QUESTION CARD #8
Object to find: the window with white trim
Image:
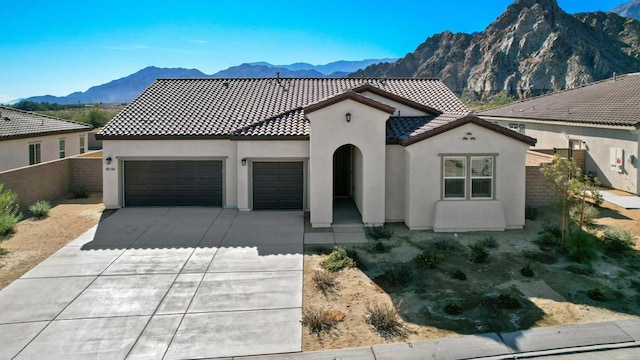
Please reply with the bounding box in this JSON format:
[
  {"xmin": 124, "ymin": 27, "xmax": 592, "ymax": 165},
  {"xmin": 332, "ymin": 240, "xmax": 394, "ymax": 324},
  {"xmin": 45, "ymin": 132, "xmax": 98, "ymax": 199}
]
[
  {"xmin": 443, "ymin": 157, "xmax": 466, "ymax": 199},
  {"xmin": 29, "ymin": 143, "xmax": 41, "ymax": 165},
  {"xmin": 79, "ymin": 136, "xmax": 86, "ymax": 154},
  {"xmin": 59, "ymin": 138, "xmax": 66, "ymax": 158},
  {"xmin": 508, "ymin": 123, "xmax": 525, "ymax": 134},
  {"xmin": 443, "ymin": 155, "xmax": 495, "ymax": 200},
  {"xmin": 471, "ymin": 156, "xmax": 493, "ymax": 199}
]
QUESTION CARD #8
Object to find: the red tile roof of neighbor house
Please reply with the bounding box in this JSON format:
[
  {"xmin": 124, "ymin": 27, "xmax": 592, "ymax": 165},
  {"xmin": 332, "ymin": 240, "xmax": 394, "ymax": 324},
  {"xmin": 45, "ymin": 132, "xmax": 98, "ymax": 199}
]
[
  {"xmin": 478, "ymin": 72, "xmax": 640, "ymax": 127},
  {"xmin": 97, "ymin": 77, "xmax": 535, "ymax": 145},
  {"xmin": 0, "ymin": 106, "xmax": 92, "ymax": 141}
]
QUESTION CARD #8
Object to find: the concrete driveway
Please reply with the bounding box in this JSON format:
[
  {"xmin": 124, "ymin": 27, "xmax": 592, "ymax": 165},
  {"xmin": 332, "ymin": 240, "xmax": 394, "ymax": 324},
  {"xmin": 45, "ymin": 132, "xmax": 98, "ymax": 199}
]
[{"xmin": 0, "ymin": 208, "xmax": 303, "ymax": 359}]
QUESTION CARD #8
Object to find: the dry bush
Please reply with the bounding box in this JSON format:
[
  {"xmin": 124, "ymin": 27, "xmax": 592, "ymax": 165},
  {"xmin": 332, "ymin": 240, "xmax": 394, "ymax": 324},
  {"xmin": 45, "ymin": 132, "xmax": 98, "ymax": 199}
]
[
  {"xmin": 365, "ymin": 301, "xmax": 407, "ymax": 340},
  {"xmin": 301, "ymin": 306, "xmax": 344, "ymax": 338}
]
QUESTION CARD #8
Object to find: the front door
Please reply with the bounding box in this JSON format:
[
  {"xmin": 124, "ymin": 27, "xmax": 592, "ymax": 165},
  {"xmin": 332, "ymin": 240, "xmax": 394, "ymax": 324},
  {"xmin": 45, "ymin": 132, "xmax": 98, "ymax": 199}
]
[{"xmin": 333, "ymin": 145, "xmax": 351, "ymax": 197}]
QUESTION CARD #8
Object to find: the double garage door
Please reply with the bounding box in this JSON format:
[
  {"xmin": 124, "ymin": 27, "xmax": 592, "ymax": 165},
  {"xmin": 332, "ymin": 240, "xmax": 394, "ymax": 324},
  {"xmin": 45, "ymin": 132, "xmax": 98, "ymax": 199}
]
[{"xmin": 123, "ymin": 160, "xmax": 303, "ymax": 209}]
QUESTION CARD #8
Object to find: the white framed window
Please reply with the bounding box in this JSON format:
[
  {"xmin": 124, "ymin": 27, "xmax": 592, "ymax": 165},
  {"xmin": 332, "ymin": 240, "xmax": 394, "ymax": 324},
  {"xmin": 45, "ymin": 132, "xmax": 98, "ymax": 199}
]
[
  {"xmin": 471, "ymin": 156, "xmax": 493, "ymax": 199},
  {"xmin": 509, "ymin": 123, "xmax": 525, "ymax": 134},
  {"xmin": 443, "ymin": 155, "xmax": 495, "ymax": 200},
  {"xmin": 79, "ymin": 136, "xmax": 86, "ymax": 154},
  {"xmin": 443, "ymin": 157, "xmax": 466, "ymax": 199},
  {"xmin": 59, "ymin": 138, "xmax": 66, "ymax": 158},
  {"xmin": 29, "ymin": 143, "xmax": 41, "ymax": 165}
]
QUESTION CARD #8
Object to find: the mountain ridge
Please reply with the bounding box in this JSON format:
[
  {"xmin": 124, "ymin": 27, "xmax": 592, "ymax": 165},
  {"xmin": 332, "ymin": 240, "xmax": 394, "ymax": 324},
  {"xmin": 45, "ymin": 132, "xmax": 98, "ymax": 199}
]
[
  {"xmin": 351, "ymin": 0, "xmax": 640, "ymax": 99},
  {"xmin": 24, "ymin": 59, "xmax": 396, "ymax": 104}
]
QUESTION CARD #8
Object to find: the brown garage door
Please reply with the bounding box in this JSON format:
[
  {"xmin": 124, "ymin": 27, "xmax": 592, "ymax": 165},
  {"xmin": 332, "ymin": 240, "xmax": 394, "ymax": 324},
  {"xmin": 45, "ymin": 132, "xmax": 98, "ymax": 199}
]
[
  {"xmin": 124, "ymin": 160, "xmax": 223, "ymax": 206},
  {"xmin": 253, "ymin": 162, "xmax": 303, "ymax": 210}
]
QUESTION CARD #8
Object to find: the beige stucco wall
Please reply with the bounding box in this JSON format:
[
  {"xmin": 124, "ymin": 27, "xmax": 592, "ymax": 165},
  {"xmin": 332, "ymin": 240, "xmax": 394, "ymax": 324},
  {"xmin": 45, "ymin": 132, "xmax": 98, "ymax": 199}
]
[
  {"xmin": 101, "ymin": 139, "xmax": 237, "ymax": 209},
  {"xmin": 404, "ymin": 123, "xmax": 529, "ymax": 231},
  {"xmin": 236, "ymin": 140, "xmax": 309, "ymax": 211},
  {"xmin": 485, "ymin": 118, "xmax": 640, "ymax": 195},
  {"xmin": 385, "ymin": 145, "xmax": 405, "ymax": 222},
  {"xmin": 308, "ymin": 99, "xmax": 390, "ymax": 227},
  {"xmin": 0, "ymin": 132, "xmax": 89, "ymax": 172}
]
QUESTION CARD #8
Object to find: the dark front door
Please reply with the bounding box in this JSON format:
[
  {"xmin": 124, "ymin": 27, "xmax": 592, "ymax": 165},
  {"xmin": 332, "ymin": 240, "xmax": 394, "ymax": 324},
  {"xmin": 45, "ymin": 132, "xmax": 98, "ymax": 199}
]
[
  {"xmin": 333, "ymin": 145, "xmax": 352, "ymax": 197},
  {"xmin": 124, "ymin": 160, "xmax": 223, "ymax": 206},
  {"xmin": 253, "ymin": 162, "xmax": 303, "ymax": 210}
]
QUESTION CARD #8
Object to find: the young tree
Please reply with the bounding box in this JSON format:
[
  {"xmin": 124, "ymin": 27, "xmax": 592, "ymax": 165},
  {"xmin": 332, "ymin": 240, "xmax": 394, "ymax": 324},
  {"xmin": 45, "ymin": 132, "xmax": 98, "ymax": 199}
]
[
  {"xmin": 572, "ymin": 174, "xmax": 602, "ymax": 228},
  {"xmin": 540, "ymin": 155, "xmax": 581, "ymax": 247}
]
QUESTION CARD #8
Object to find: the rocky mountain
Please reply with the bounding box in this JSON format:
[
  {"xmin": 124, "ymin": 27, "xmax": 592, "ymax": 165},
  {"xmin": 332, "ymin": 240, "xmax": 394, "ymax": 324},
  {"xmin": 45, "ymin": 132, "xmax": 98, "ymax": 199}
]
[
  {"xmin": 351, "ymin": 0, "xmax": 640, "ymax": 99},
  {"xmin": 25, "ymin": 59, "xmax": 395, "ymax": 105},
  {"xmin": 612, "ymin": 0, "xmax": 640, "ymax": 20}
]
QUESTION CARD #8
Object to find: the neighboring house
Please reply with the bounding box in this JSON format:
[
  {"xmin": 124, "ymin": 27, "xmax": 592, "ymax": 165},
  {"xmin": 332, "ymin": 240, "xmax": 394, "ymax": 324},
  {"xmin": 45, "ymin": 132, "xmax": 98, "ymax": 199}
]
[
  {"xmin": 96, "ymin": 78, "xmax": 536, "ymax": 232},
  {"xmin": 479, "ymin": 73, "xmax": 640, "ymax": 196},
  {"xmin": 0, "ymin": 106, "xmax": 92, "ymax": 172}
]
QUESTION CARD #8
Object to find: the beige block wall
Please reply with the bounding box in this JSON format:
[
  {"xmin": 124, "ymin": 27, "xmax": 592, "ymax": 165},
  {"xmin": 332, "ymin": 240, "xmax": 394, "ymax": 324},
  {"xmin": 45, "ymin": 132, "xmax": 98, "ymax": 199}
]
[
  {"xmin": 525, "ymin": 165, "xmax": 556, "ymax": 207},
  {"xmin": 0, "ymin": 153, "xmax": 101, "ymax": 211}
]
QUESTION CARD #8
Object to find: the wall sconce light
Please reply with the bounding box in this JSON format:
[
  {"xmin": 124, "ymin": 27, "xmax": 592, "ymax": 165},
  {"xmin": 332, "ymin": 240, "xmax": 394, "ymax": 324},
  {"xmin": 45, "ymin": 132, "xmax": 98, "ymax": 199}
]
[
  {"xmin": 105, "ymin": 156, "xmax": 112, "ymax": 165},
  {"xmin": 241, "ymin": 158, "xmax": 247, "ymax": 166},
  {"xmin": 345, "ymin": 113, "xmax": 351, "ymax": 123}
]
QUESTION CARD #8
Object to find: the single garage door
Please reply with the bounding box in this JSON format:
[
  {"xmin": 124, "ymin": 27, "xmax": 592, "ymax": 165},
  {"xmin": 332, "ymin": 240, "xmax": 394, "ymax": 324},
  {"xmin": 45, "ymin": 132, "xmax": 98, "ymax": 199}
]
[
  {"xmin": 253, "ymin": 162, "xmax": 303, "ymax": 210},
  {"xmin": 124, "ymin": 160, "xmax": 223, "ymax": 206}
]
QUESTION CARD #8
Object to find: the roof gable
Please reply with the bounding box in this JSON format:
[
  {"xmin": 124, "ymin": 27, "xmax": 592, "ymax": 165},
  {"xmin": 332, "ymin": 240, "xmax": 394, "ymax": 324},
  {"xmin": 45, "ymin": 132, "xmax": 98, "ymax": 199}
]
[
  {"xmin": 0, "ymin": 106, "xmax": 92, "ymax": 141},
  {"xmin": 401, "ymin": 115, "xmax": 537, "ymax": 147},
  {"xmin": 478, "ymin": 73, "xmax": 640, "ymax": 127},
  {"xmin": 304, "ymin": 90, "xmax": 395, "ymax": 115},
  {"xmin": 351, "ymin": 83, "xmax": 442, "ymax": 115}
]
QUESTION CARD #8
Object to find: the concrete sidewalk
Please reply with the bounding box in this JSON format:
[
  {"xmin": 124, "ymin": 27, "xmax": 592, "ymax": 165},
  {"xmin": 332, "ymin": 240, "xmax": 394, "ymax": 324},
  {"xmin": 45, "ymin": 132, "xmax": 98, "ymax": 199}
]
[{"xmin": 240, "ymin": 320, "xmax": 640, "ymax": 360}]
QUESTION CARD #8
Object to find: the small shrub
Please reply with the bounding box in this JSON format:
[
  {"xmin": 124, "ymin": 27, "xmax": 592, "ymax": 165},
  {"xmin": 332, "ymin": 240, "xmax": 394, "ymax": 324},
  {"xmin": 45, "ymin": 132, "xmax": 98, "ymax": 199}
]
[
  {"xmin": 372, "ymin": 241, "xmax": 387, "ymax": 253},
  {"xmin": 29, "ymin": 200, "xmax": 51, "ymax": 219},
  {"xmin": 469, "ymin": 242, "xmax": 489, "ymax": 263},
  {"xmin": 320, "ymin": 247, "xmax": 356, "ymax": 272},
  {"xmin": 366, "ymin": 226, "xmax": 394, "ymax": 240},
  {"xmin": 414, "ymin": 249, "xmax": 439, "ymax": 269},
  {"xmin": 525, "ymin": 206, "xmax": 538, "ymax": 220},
  {"xmin": 431, "ymin": 237, "xmax": 458, "ymax": 251},
  {"xmin": 535, "ymin": 232, "xmax": 559, "ymax": 248},
  {"xmin": 496, "ymin": 293, "xmax": 521, "ymax": 309},
  {"xmin": 587, "ymin": 288, "xmax": 606, "ymax": 301},
  {"xmin": 70, "ymin": 184, "xmax": 89, "ymax": 199},
  {"xmin": 443, "ymin": 301, "xmax": 464, "ymax": 315},
  {"xmin": 541, "ymin": 222, "xmax": 563, "ymax": 238},
  {"xmin": 451, "ymin": 270, "xmax": 467, "ymax": 281},
  {"xmin": 481, "ymin": 236, "xmax": 498, "ymax": 249},
  {"xmin": 0, "ymin": 247, "xmax": 7, "ymax": 256},
  {"xmin": 523, "ymin": 250, "xmax": 557, "ymax": 264},
  {"xmin": 365, "ymin": 302, "xmax": 406, "ymax": 340},
  {"xmin": 0, "ymin": 184, "xmax": 22, "ymax": 236},
  {"xmin": 312, "ymin": 270, "xmax": 338, "ymax": 295},
  {"xmin": 570, "ymin": 204, "xmax": 599, "ymax": 226},
  {"xmin": 520, "ymin": 263, "xmax": 534, "ymax": 277},
  {"xmin": 564, "ymin": 229, "xmax": 599, "ymax": 263},
  {"xmin": 629, "ymin": 280, "xmax": 640, "ymax": 293},
  {"xmin": 346, "ymin": 248, "xmax": 365, "ymax": 270},
  {"xmin": 602, "ymin": 227, "xmax": 636, "ymax": 252},
  {"xmin": 301, "ymin": 306, "xmax": 343, "ymax": 337},
  {"xmin": 564, "ymin": 264, "xmax": 595, "ymax": 276}
]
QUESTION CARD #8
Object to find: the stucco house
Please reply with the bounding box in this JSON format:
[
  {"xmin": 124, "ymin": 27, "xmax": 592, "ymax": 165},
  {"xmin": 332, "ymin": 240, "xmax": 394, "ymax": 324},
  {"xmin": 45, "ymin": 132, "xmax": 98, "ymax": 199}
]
[
  {"xmin": 96, "ymin": 78, "xmax": 536, "ymax": 232},
  {"xmin": 479, "ymin": 72, "xmax": 640, "ymax": 196},
  {"xmin": 0, "ymin": 106, "xmax": 92, "ymax": 172}
]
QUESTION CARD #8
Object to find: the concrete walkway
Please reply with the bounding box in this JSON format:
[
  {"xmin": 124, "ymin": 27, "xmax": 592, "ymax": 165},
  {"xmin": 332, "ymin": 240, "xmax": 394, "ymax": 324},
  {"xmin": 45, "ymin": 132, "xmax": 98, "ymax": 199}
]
[{"xmin": 0, "ymin": 208, "xmax": 303, "ymax": 359}]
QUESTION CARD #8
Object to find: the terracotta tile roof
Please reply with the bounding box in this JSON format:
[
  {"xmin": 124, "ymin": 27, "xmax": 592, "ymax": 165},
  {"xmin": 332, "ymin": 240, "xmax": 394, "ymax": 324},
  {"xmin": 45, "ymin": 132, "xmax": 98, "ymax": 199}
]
[
  {"xmin": 478, "ymin": 73, "xmax": 640, "ymax": 127},
  {"xmin": 0, "ymin": 106, "xmax": 92, "ymax": 141},
  {"xmin": 97, "ymin": 78, "xmax": 470, "ymax": 140}
]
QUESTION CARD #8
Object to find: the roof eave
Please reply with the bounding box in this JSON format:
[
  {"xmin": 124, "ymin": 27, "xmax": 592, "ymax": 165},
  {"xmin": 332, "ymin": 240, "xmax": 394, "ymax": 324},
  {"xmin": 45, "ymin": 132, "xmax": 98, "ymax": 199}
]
[
  {"xmin": 230, "ymin": 135, "xmax": 310, "ymax": 141},
  {"xmin": 304, "ymin": 90, "xmax": 395, "ymax": 115},
  {"xmin": 0, "ymin": 127, "xmax": 92, "ymax": 142},
  {"xmin": 95, "ymin": 134, "xmax": 230, "ymax": 140},
  {"xmin": 352, "ymin": 83, "xmax": 443, "ymax": 115}
]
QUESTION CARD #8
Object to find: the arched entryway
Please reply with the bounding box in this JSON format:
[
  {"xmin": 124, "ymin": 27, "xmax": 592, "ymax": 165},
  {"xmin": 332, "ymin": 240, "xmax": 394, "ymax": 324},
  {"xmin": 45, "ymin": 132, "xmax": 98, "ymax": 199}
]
[{"xmin": 332, "ymin": 144, "xmax": 363, "ymax": 224}]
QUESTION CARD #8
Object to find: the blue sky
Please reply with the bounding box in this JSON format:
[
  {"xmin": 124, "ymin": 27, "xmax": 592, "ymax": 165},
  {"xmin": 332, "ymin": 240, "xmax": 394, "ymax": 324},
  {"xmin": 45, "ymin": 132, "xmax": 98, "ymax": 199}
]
[{"xmin": 0, "ymin": 0, "xmax": 626, "ymax": 103}]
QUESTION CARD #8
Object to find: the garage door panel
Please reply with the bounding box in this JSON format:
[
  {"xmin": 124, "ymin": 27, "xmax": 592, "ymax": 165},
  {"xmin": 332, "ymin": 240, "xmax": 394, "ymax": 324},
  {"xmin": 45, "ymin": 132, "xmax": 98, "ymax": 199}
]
[
  {"xmin": 125, "ymin": 161, "xmax": 223, "ymax": 207},
  {"xmin": 253, "ymin": 162, "xmax": 303, "ymax": 210}
]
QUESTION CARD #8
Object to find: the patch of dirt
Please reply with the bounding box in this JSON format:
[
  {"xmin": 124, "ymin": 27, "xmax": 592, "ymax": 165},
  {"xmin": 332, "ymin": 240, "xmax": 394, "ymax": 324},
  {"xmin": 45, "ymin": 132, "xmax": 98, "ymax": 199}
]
[
  {"xmin": 0, "ymin": 193, "xmax": 104, "ymax": 289},
  {"xmin": 302, "ymin": 204, "xmax": 640, "ymax": 351}
]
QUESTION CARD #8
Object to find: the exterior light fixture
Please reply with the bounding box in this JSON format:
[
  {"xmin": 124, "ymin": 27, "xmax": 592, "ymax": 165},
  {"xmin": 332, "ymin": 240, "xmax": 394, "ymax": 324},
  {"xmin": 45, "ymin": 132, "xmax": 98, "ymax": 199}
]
[
  {"xmin": 345, "ymin": 113, "xmax": 351, "ymax": 123},
  {"xmin": 105, "ymin": 156, "xmax": 112, "ymax": 165},
  {"xmin": 241, "ymin": 158, "xmax": 247, "ymax": 166}
]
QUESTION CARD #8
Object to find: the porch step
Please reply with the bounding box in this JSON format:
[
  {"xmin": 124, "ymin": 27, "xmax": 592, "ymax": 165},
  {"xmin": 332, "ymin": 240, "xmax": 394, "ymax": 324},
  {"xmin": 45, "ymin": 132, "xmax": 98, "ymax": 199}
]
[{"xmin": 332, "ymin": 224, "xmax": 365, "ymax": 233}]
